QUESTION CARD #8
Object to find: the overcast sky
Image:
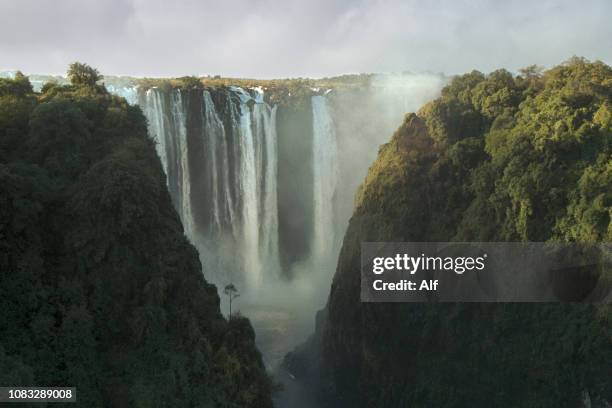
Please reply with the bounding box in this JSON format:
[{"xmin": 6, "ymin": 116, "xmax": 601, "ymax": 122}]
[{"xmin": 1, "ymin": 0, "xmax": 610, "ymax": 78}]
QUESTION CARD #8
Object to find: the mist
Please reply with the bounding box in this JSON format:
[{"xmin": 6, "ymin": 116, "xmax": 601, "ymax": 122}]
[{"xmin": 331, "ymin": 73, "xmax": 448, "ymax": 227}]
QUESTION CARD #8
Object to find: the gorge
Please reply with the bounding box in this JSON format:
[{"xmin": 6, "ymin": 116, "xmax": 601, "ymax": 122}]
[
  {"xmin": 2, "ymin": 0, "xmax": 612, "ymax": 405},
  {"xmin": 103, "ymin": 74, "xmax": 447, "ymax": 377},
  {"xmin": 3, "ymin": 57, "xmax": 609, "ymax": 408}
]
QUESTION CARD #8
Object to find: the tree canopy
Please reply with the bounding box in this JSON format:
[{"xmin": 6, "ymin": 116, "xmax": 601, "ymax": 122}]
[
  {"xmin": 0, "ymin": 67, "xmax": 273, "ymax": 407},
  {"xmin": 67, "ymin": 62, "xmax": 103, "ymax": 87},
  {"xmin": 318, "ymin": 57, "xmax": 612, "ymax": 407}
]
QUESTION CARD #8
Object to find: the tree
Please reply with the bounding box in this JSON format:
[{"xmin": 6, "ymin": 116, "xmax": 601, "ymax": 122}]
[
  {"xmin": 223, "ymin": 284, "xmax": 239, "ymax": 318},
  {"xmin": 518, "ymin": 64, "xmax": 544, "ymax": 79},
  {"xmin": 67, "ymin": 62, "xmax": 103, "ymax": 87},
  {"xmin": 178, "ymin": 76, "xmax": 202, "ymax": 89},
  {"xmin": 0, "ymin": 71, "xmax": 33, "ymax": 97}
]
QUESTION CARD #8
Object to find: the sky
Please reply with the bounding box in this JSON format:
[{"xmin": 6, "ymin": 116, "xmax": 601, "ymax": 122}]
[{"xmin": 1, "ymin": 0, "xmax": 611, "ymax": 79}]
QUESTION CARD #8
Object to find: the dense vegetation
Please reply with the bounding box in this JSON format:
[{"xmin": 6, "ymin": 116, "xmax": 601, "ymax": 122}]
[
  {"xmin": 0, "ymin": 66, "xmax": 273, "ymax": 407},
  {"xmin": 291, "ymin": 58, "xmax": 612, "ymax": 407}
]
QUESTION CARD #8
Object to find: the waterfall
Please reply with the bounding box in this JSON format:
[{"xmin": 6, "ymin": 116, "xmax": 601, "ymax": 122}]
[
  {"xmin": 170, "ymin": 90, "xmax": 193, "ymax": 237},
  {"xmin": 142, "ymin": 88, "xmax": 170, "ymax": 175},
  {"xmin": 227, "ymin": 86, "xmax": 281, "ymax": 289},
  {"xmin": 140, "ymin": 88, "xmax": 194, "ymax": 236},
  {"xmin": 132, "ymin": 85, "xmax": 281, "ymax": 291},
  {"xmin": 107, "ymin": 79, "xmax": 442, "ymax": 294},
  {"xmin": 260, "ymin": 104, "xmax": 280, "ymax": 275},
  {"xmin": 235, "ymin": 87, "xmax": 263, "ymax": 288},
  {"xmin": 201, "ymin": 90, "xmax": 224, "ymax": 233},
  {"xmin": 311, "ymin": 95, "xmax": 339, "ymax": 263},
  {"xmin": 118, "ymin": 85, "xmax": 340, "ymax": 288},
  {"xmin": 106, "ymin": 85, "xmax": 138, "ymax": 105},
  {"xmin": 208, "ymin": 91, "xmax": 237, "ymax": 234}
]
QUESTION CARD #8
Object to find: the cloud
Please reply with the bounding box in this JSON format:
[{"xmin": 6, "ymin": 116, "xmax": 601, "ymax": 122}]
[{"xmin": 1, "ymin": 0, "xmax": 610, "ymax": 77}]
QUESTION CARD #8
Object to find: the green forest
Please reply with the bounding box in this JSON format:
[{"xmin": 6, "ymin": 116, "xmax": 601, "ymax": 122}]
[
  {"xmin": 305, "ymin": 58, "xmax": 612, "ymax": 407},
  {"xmin": 0, "ymin": 64, "xmax": 273, "ymax": 407},
  {"xmin": 1, "ymin": 57, "xmax": 611, "ymax": 408}
]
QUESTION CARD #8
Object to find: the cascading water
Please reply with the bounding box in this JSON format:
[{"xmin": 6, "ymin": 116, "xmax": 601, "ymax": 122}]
[
  {"xmin": 234, "ymin": 86, "xmax": 265, "ymax": 289},
  {"xmin": 142, "ymin": 88, "xmax": 170, "ymax": 175},
  {"xmin": 105, "ymin": 75, "xmax": 445, "ymax": 295},
  {"xmin": 106, "ymin": 85, "xmax": 138, "ymax": 105},
  {"xmin": 259, "ymin": 104, "xmax": 280, "ymax": 276},
  {"xmin": 135, "ymin": 85, "xmax": 281, "ymax": 291},
  {"xmin": 170, "ymin": 90, "xmax": 192, "ymax": 237},
  {"xmin": 140, "ymin": 88, "xmax": 194, "ymax": 235},
  {"xmin": 310, "ymin": 96, "xmax": 339, "ymax": 265},
  {"xmin": 201, "ymin": 89, "xmax": 233, "ymax": 235}
]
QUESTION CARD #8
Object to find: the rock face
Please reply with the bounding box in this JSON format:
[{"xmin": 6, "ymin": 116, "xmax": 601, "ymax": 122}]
[
  {"xmin": 0, "ymin": 74, "xmax": 273, "ymax": 407},
  {"xmin": 291, "ymin": 59, "xmax": 612, "ymax": 407}
]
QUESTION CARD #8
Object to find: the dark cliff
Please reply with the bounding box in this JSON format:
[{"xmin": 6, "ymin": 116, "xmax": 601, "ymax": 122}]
[
  {"xmin": 289, "ymin": 58, "xmax": 612, "ymax": 407},
  {"xmin": 0, "ymin": 71, "xmax": 273, "ymax": 407}
]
